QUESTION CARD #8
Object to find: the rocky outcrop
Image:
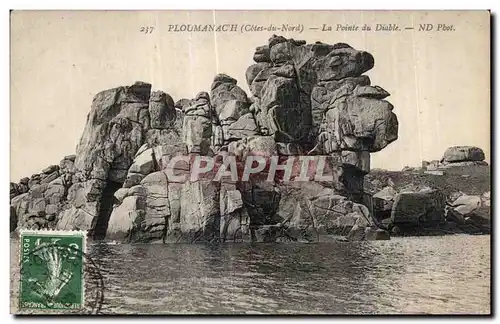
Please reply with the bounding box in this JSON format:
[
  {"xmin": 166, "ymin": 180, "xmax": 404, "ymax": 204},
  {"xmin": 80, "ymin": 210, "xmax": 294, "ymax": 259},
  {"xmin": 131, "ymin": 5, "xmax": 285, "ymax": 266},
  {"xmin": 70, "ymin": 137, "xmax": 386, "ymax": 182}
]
[
  {"xmin": 420, "ymin": 146, "xmax": 488, "ymax": 171},
  {"xmin": 272, "ymin": 182, "xmax": 376, "ymax": 242},
  {"xmin": 372, "ymin": 186, "xmax": 396, "ymax": 214},
  {"xmin": 245, "ymin": 37, "xmax": 398, "ymax": 159},
  {"xmin": 11, "ymin": 35, "xmax": 400, "ymax": 243},
  {"xmin": 365, "ymin": 146, "xmax": 490, "ymax": 236},
  {"xmin": 446, "ymin": 192, "xmax": 490, "ymax": 234},
  {"xmin": 10, "ymin": 156, "xmax": 74, "ymax": 231}
]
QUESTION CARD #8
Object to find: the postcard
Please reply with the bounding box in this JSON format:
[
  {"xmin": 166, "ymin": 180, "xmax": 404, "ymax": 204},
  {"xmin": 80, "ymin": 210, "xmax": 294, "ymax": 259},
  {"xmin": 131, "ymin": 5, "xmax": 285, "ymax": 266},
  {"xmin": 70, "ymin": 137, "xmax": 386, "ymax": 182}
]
[{"xmin": 10, "ymin": 10, "xmax": 491, "ymax": 315}]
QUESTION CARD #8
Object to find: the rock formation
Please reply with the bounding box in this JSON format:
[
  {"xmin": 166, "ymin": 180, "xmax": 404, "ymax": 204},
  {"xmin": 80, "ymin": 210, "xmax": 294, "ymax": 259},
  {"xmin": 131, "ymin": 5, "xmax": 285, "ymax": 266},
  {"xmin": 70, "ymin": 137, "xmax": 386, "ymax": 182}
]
[
  {"xmin": 365, "ymin": 146, "xmax": 490, "ymax": 235},
  {"xmin": 10, "ymin": 35, "xmax": 399, "ymax": 243},
  {"xmin": 421, "ymin": 146, "xmax": 488, "ymax": 171}
]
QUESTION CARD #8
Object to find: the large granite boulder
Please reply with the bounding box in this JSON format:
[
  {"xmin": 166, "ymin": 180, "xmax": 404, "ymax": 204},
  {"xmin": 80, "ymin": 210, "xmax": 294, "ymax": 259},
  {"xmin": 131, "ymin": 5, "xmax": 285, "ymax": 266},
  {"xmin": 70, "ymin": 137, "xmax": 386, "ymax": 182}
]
[
  {"xmin": 106, "ymin": 195, "xmax": 145, "ymax": 241},
  {"xmin": 75, "ymin": 81, "xmax": 151, "ymax": 182},
  {"xmin": 178, "ymin": 180, "xmax": 221, "ymax": 242},
  {"xmin": 391, "ymin": 190, "xmax": 445, "ymax": 226},
  {"xmin": 219, "ymin": 184, "xmax": 250, "ymax": 242},
  {"xmin": 442, "ymin": 146, "xmax": 485, "ymax": 163},
  {"xmin": 106, "ymin": 171, "xmax": 171, "ymax": 243},
  {"xmin": 149, "ymin": 90, "xmax": 176, "ymax": 129},
  {"xmin": 373, "ymin": 186, "xmax": 397, "ymax": 213},
  {"xmin": 182, "ymin": 92, "xmax": 213, "ymax": 155},
  {"xmin": 447, "ymin": 193, "xmax": 490, "ymax": 233},
  {"xmin": 265, "ymin": 182, "xmax": 374, "ymax": 242},
  {"xmin": 211, "ymin": 75, "xmax": 248, "ymax": 113}
]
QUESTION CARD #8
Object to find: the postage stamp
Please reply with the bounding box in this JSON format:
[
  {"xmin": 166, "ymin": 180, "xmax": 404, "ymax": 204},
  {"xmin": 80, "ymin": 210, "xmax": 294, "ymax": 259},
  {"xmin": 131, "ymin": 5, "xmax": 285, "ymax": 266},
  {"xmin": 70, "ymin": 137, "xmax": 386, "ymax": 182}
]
[{"xmin": 19, "ymin": 230, "xmax": 87, "ymax": 311}]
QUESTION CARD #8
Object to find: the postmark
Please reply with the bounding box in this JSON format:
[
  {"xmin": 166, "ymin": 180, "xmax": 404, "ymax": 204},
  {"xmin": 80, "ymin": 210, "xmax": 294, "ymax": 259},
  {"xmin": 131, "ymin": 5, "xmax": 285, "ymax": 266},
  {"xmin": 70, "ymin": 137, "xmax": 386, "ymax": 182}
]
[{"xmin": 18, "ymin": 230, "xmax": 104, "ymax": 314}]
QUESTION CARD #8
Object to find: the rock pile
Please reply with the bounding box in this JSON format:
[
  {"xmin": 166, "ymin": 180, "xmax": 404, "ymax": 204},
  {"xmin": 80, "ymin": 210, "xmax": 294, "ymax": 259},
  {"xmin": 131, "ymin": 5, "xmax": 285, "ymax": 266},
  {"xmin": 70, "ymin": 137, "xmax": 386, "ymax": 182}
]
[
  {"xmin": 366, "ymin": 145, "xmax": 490, "ymax": 235},
  {"xmin": 423, "ymin": 146, "xmax": 488, "ymax": 171},
  {"xmin": 10, "ymin": 35, "xmax": 399, "ymax": 243}
]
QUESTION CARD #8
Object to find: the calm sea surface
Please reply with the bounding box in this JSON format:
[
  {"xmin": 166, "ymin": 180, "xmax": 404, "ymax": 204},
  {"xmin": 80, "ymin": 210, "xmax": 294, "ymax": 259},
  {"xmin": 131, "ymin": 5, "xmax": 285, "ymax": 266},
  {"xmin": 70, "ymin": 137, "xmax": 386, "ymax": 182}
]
[{"xmin": 10, "ymin": 235, "xmax": 490, "ymax": 315}]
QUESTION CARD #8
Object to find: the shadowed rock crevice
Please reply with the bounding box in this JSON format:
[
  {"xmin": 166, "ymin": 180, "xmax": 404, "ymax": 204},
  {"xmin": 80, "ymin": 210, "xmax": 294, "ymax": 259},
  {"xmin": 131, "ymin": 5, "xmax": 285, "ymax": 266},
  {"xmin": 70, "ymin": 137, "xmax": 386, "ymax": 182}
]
[{"xmin": 92, "ymin": 180, "xmax": 122, "ymax": 240}]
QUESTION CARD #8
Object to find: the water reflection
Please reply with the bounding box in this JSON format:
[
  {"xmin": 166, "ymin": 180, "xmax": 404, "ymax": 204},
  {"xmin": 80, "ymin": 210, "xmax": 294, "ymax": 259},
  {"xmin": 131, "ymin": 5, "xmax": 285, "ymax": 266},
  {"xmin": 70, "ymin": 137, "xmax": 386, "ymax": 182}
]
[{"xmin": 73, "ymin": 236, "xmax": 491, "ymax": 314}]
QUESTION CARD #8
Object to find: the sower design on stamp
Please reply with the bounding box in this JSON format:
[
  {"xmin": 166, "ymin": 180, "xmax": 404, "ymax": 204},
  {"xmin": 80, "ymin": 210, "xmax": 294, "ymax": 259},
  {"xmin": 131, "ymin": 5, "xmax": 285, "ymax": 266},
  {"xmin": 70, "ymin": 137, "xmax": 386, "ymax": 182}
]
[{"xmin": 19, "ymin": 230, "xmax": 86, "ymax": 310}]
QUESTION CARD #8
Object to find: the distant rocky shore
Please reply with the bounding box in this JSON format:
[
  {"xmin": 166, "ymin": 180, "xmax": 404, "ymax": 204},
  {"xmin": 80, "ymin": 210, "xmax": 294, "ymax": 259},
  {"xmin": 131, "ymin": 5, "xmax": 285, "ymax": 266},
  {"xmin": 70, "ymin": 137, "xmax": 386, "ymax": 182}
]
[
  {"xmin": 365, "ymin": 146, "xmax": 490, "ymax": 236},
  {"xmin": 10, "ymin": 35, "xmax": 489, "ymax": 243}
]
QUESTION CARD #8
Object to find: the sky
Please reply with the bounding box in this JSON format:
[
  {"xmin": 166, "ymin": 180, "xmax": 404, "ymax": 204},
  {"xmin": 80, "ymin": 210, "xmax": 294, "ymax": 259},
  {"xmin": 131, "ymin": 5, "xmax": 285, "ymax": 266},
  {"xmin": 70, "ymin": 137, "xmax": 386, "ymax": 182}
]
[{"xmin": 10, "ymin": 10, "xmax": 490, "ymax": 181}]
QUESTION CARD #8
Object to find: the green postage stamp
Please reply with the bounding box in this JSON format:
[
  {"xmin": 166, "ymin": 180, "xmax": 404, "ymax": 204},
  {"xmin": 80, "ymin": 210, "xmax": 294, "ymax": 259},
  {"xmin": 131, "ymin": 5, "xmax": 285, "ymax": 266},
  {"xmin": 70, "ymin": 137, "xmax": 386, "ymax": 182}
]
[{"xmin": 19, "ymin": 230, "xmax": 87, "ymax": 310}]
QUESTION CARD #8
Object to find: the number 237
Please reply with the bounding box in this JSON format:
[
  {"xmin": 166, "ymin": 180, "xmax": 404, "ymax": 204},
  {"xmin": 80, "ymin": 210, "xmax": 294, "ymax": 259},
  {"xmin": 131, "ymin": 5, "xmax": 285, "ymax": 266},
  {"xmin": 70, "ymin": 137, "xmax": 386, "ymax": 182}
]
[{"xmin": 140, "ymin": 26, "xmax": 154, "ymax": 34}]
